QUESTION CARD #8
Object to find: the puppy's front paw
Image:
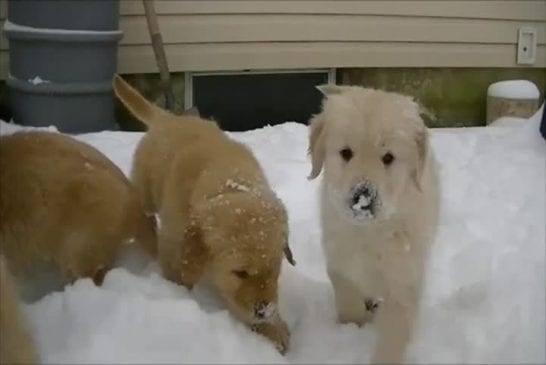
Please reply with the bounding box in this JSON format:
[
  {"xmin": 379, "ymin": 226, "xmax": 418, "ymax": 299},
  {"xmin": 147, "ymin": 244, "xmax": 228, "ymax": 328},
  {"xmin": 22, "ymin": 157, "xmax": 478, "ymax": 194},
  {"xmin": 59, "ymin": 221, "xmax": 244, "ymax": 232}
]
[
  {"xmin": 338, "ymin": 312, "xmax": 371, "ymax": 327},
  {"xmin": 337, "ymin": 298, "xmax": 382, "ymax": 327},
  {"xmin": 251, "ymin": 319, "xmax": 290, "ymax": 355},
  {"xmin": 92, "ymin": 265, "xmax": 110, "ymax": 286}
]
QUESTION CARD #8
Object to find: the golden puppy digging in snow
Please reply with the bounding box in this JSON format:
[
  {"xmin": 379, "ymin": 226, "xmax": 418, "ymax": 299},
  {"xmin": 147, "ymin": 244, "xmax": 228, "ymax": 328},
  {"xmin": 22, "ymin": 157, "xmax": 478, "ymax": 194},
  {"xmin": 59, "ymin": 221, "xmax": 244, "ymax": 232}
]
[
  {"xmin": 309, "ymin": 85, "xmax": 439, "ymax": 363},
  {"xmin": 0, "ymin": 132, "xmax": 156, "ymax": 285},
  {"xmin": 114, "ymin": 75, "xmax": 296, "ymax": 354},
  {"xmin": 0, "ymin": 255, "xmax": 37, "ymax": 364}
]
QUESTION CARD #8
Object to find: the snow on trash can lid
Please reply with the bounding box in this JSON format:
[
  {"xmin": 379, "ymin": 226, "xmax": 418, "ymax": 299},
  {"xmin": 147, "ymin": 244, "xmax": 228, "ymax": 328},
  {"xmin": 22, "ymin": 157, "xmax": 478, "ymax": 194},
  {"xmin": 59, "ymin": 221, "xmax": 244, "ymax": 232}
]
[{"xmin": 487, "ymin": 80, "xmax": 540, "ymax": 100}]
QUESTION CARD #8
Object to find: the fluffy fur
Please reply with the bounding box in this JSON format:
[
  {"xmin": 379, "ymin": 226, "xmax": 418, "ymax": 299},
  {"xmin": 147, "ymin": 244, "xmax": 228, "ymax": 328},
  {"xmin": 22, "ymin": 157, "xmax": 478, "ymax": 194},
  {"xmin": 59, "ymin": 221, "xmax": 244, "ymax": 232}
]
[
  {"xmin": 0, "ymin": 255, "xmax": 37, "ymax": 364},
  {"xmin": 114, "ymin": 75, "xmax": 295, "ymax": 354},
  {"xmin": 0, "ymin": 132, "xmax": 156, "ymax": 285},
  {"xmin": 308, "ymin": 85, "xmax": 439, "ymax": 364}
]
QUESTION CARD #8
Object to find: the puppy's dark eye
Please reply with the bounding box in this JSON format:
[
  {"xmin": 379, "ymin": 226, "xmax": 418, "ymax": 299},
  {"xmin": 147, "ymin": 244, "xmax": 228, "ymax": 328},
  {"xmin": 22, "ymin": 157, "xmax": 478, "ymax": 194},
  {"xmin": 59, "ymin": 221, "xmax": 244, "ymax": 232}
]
[
  {"xmin": 382, "ymin": 152, "xmax": 395, "ymax": 166},
  {"xmin": 339, "ymin": 148, "xmax": 353, "ymax": 162},
  {"xmin": 232, "ymin": 270, "xmax": 249, "ymax": 279}
]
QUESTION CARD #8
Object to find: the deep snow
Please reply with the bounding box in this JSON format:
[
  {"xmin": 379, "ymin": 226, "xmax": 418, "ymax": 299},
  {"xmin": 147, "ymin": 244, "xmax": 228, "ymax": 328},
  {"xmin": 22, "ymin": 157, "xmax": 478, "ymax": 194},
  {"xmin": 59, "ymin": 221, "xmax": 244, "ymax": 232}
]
[{"xmin": 0, "ymin": 108, "xmax": 544, "ymax": 364}]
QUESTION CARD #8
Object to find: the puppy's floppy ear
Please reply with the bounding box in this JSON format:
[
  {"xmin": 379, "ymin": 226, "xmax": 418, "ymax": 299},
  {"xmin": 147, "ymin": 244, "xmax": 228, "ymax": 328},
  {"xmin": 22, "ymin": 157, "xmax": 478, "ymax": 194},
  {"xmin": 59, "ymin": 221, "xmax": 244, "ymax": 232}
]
[
  {"xmin": 411, "ymin": 127, "xmax": 428, "ymax": 192},
  {"xmin": 308, "ymin": 114, "xmax": 326, "ymax": 179},
  {"xmin": 283, "ymin": 235, "xmax": 296, "ymax": 266}
]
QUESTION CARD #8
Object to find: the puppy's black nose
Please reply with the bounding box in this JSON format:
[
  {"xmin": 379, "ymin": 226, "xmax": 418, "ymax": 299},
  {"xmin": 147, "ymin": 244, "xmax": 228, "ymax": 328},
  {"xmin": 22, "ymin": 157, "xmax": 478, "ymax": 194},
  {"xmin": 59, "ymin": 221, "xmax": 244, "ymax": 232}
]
[
  {"xmin": 352, "ymin": 187, "xmax": 371, "ymax": 205},
  {"xmin": 349, "ymin": 182, "xmax": 377, "ymax": 218},
  {"xmin": 254, "ymin": 302, "xmax": 266, "ymax": 318},
  {"xmin": 351, "ymin": 185, "xmax": 374, "ymax": 210},
  {"xmin": 254, "ymin": 301, "xmax": 267, "ymax": 318}
]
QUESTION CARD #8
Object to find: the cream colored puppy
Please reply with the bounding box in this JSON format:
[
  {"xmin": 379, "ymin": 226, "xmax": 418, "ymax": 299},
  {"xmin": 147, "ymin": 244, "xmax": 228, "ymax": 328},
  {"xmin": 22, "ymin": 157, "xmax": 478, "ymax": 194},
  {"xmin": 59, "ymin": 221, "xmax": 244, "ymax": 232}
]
[
  {"xmin": 308, "ymin": 85, "xmax": 439, "ymax": 364},
  {"xmin": 0, "ymin": 255, "xmax": 37, "ymax": 364},
  {"xmin": 114, "ymin": 75, "xmax": 295, "ymax": 354}
]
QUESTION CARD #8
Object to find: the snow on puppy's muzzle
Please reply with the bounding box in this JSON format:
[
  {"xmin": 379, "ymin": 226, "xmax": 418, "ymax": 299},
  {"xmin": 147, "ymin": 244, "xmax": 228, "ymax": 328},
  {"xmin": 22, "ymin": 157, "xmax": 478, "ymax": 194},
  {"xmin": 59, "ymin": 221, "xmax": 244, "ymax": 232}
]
[
  {"xmin": 349, "ymin": 181, "xmax": 378, "ymax": 219},
  {"xmin": 254, "ymin": 301, "xmax": 277, "ymax": 322}
]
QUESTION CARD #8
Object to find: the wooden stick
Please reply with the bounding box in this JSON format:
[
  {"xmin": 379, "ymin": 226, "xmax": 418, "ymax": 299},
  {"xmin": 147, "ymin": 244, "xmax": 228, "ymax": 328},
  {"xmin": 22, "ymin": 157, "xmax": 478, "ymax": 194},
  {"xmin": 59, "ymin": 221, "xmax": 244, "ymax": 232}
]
[{"xmin": 142, "ymin": 0, "xmax": 175, "ymax": 111}]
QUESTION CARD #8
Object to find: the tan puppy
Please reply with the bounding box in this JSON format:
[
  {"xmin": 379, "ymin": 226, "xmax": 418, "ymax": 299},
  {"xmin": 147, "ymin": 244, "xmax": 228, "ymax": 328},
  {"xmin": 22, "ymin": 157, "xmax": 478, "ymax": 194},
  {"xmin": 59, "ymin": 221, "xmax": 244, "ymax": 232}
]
[
  {"xmin": 0, "ymin": 254, "xmax": 37, "ymax": 364},
  {"xmin": 0, "ymin": 132, "xmax": 156, "ymax": 285},
  {"xmin": 308, "ymin": 85, "xmax": 439, "ymax": 364},
  {"xmin": 114, "ymin": 75, "xmax": 295, "ymax": 354}
]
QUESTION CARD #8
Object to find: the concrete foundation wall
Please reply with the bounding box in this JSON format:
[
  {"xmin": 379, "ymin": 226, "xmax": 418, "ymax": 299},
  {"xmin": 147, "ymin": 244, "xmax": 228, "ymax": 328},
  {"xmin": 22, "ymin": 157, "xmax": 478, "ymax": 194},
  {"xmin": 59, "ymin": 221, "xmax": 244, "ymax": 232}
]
[
  {"xmin": 1, "ymin": 68, "xmax": 544, "ymax": 130},
  {"xmin": 342, "ymin": 68, "xmax": 545, "ymax": 127}
]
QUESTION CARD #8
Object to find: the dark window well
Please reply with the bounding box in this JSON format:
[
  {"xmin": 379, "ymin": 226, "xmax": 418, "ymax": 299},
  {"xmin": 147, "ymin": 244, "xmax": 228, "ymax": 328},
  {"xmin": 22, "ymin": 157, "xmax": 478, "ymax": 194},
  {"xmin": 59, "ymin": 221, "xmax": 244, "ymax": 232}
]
[{"xmin": 192, "ymin": 72, "xmax": 329, "ymax": 132}]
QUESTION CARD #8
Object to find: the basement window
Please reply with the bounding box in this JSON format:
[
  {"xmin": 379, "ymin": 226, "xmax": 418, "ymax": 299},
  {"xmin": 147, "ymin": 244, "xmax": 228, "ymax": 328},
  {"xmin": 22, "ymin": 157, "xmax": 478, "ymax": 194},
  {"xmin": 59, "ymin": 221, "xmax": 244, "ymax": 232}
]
[{"xmin": 185, "ymin": 69, "xmax": 336, "ymax": 132}]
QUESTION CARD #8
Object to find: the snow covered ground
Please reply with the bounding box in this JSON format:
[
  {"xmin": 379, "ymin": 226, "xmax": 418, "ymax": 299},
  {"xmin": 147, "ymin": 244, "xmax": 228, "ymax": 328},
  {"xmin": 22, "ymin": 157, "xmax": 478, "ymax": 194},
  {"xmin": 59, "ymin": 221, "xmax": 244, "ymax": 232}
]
[{"xmin": 0, "ymin": 107, "xmax": 544, "ymax": 364}]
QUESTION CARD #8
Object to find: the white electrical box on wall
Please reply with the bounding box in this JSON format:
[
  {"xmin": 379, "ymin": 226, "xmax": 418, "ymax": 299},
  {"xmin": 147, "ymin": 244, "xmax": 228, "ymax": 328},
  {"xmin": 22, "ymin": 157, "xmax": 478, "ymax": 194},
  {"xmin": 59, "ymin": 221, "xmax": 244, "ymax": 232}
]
[{"xmin": 517, "ymin": 27, "xmax": 537, "ymax": 65}]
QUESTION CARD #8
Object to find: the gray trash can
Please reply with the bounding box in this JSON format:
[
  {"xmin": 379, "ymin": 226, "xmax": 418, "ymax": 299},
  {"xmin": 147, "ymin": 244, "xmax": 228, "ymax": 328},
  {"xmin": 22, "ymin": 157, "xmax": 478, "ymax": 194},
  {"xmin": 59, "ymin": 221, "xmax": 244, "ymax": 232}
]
[
  {"xmin": 3, "ymin": 0, "xmax": 122, "ymax": 133},
  {"xmin": 7, "ymin": 0, "xmax": 120, "ymax": 31}
]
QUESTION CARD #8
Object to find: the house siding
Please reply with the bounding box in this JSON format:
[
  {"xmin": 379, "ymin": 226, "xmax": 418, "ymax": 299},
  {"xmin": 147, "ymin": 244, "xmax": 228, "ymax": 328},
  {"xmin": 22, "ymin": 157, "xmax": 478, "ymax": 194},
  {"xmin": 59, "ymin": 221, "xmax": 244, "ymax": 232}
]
[{"xmin": 1, "ymin": 0, "xmax": 545, "ymax": 77}]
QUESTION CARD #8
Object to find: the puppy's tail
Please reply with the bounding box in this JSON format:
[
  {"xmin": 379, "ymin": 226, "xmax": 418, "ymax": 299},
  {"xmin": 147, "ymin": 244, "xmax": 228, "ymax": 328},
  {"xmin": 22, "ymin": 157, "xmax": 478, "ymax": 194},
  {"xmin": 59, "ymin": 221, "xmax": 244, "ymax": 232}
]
[{"xmin": 113, "ymin": 74, "xmax": 166, "ymax": 128}]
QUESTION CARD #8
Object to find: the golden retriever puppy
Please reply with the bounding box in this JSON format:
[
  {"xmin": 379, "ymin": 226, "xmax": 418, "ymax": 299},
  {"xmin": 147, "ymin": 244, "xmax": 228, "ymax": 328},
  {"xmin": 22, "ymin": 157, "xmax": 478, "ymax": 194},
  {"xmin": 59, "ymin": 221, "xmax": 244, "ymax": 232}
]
[
  {"xmin": 0, "ymin": 255, "xmax": 37, "ymax": 364},
  {"xmin": 0, "ymin": 132, "xmax": 156, "ymax": 285},
  {"xmin": 114, "ymin": 75, "xmax": 295, "ymax": 354},
  {"xmin": 308, "ymin": 85, "xmax": 439, "ymax": 364}
]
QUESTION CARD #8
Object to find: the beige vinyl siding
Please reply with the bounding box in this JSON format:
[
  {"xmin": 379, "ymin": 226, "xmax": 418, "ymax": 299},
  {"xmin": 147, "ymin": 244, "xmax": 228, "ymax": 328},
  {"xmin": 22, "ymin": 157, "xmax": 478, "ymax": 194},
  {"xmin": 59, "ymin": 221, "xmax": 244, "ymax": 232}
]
[
  {"xmin": 1, "ymin": 1, "xmax": 545, "ymax": 78},
  {"xmin": 118, "ymin": 1, "xmax": 545, "ymax": 21}
]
